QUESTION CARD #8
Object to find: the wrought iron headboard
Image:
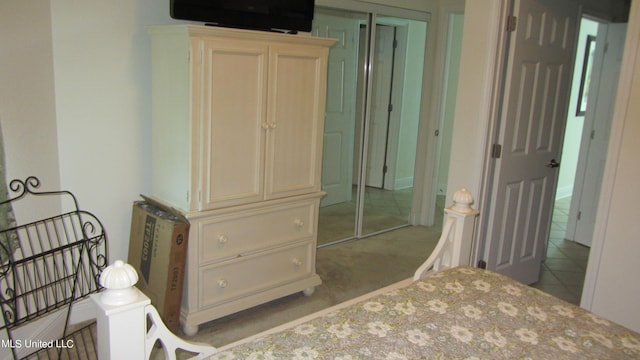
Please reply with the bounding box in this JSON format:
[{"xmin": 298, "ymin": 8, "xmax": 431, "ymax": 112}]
[{"xmin": 0, "ymin": 176, "xmax": 108, "ymax": 359}]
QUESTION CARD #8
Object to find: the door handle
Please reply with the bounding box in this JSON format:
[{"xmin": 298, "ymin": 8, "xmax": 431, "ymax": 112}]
[{"xmin": 546, "ymin": 159, "xmax": 560, "ymax": 168}]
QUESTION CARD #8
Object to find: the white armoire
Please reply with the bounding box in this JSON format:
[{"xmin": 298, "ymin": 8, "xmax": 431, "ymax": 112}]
[{"xmin": 148, "ymin": 25, "xmax": 335, "ymax": 335}]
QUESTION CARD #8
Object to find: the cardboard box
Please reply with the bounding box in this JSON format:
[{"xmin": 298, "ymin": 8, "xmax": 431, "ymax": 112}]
[{"xmin": 127, "ymin": 196, "xmax": 189, "ymax": 334}]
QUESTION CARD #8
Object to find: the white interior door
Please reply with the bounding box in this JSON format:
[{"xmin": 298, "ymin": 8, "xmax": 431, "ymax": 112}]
[
  {"xmin": 366, "ymin": 25, "xmax": 396, "ymax": 188},
  {"xmin": 568, "ymin": 23, "xmax": 627, "ymax": 247},
  {"xmin": 483, "ymin": 0, "xmax": 579, "ymax": 284},
  {"xmin": 313, "ymin": 12, "xmax": 360, "ymax": 207}
]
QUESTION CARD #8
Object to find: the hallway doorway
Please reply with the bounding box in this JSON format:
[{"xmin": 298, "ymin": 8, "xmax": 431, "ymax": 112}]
[
  {"xmin": 560, "ymin": 19, "xmax": 627, "ymax": 248},
  {"xmin": 542, "ymin": 17, "xmax": 626, "ymax": 302}
]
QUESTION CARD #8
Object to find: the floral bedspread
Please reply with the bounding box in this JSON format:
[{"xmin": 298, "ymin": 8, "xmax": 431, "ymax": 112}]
[{"xmin": 211, "ymin": 266, "xmax": 640, "ymax": 359}]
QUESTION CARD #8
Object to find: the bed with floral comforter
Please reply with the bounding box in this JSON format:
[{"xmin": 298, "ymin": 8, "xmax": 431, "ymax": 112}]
[{"xmin": 212, "ymin": 266, "xmax": 640, "ymax": 359}]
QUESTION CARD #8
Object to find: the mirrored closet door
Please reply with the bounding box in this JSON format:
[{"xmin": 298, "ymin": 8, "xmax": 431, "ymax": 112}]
[{"xmin": 312, "ymin": 6, "xmax": 428, "ymax": 246}]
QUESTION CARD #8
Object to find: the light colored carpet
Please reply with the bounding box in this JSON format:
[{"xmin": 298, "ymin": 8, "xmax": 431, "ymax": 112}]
[
  {"xmin": 317, "ymin": 187, "xmax": 416, "ymax": 246},
  {"xmin": 184, "ymin": 225, "xmax": 442, "ymax": 348}
]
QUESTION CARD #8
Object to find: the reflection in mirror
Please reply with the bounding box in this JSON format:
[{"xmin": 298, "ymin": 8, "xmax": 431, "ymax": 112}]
[
  {"xmin": 361, "ymin": 16, "xmax": 426, "ymax": 238},
  {"xmin": 313, "ymin": 8, "xmax": 368, "ymax": 246},
  {"xmin": 313, "ymin": 8, "xmax": 429, "ymax": 246}
]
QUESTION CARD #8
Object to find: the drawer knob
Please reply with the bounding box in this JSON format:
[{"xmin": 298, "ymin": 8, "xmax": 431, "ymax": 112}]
[
  {"xmin": 293, "ymin": 258, "xmax": 302, "ymax": 267},
  {"xmin": 217, "ymin": 279, "xmax": 228, "ymax": 288},
  {"xmin": 294, "ymin": 218, "xmax": 305, "ymax": 229},
  {"xmin": 217, "ymin": 234, "xmax": 228, "ymax": 245}
]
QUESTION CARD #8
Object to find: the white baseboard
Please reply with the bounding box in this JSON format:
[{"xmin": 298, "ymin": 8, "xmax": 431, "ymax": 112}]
[
  {"xmin": 555, "ymin": 185, "xmax": 573, "ymax": 200},
  {"xmin": 67, "ymin": 298, "xmax": 96, "ymax": 324},
  {"xmin": 394, "ymin": 176, "xmax": 414, "ymax": 190}
]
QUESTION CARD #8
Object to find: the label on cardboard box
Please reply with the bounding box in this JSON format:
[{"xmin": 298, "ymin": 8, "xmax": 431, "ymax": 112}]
[
  {"xmin": 140, "ymin": 213, "xmax": 156, "ymax": 283},
  {"xmin": 127, "ymin": 197, "xmax": 189, "ymax": 334}
]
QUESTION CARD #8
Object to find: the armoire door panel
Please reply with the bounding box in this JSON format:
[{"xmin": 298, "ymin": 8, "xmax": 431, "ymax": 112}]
[
  {"xmin": 265, "ymin": 46, "xmax": 328, "ymax": 199},
  {"xmin": 201, "ymin": 40, "xmax": 269, "ymax": 209}
]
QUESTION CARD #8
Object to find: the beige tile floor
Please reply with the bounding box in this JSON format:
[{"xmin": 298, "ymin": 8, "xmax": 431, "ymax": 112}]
[{"xmin": 531, "ymin": 197, "xmax": 590, "ymax": 305}]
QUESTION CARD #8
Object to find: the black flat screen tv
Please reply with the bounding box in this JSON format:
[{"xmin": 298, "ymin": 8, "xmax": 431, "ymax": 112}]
[{"xmin": 170, "ymin": 0, "xmax": 315, "ymax": 33}]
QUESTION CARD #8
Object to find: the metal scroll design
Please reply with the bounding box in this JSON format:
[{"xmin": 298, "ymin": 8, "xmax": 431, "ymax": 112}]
[{"xmin": 0, "ymin": 177, "xmax": 108, "ymax": 359}]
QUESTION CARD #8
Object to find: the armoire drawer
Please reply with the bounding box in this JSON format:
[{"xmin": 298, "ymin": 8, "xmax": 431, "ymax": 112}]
[
  {"xmin": 198, "ymin": 241, "xmax": 315, "ymax": 308},
  {"xmin": 197, "ymin": 200, "xmax": 316, "ymax": 264}
]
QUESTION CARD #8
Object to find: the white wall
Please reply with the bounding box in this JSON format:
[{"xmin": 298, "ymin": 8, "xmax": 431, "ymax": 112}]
[
  {"xmin": 0, "ymin": 1, "xmax": 60, "ymax": 194},
  {"xmin": 435, "ymin": 13, "xmax": 464, "ymax": 195},
  {"xmin": 584, "ymin": 0, "xmax": 640, "ymax": 332},
  {"xmin": 1, "ymin": 0, "xmax": 177, "ymax": 262},
  {"xmin": 446, "ymin": 0, "xmax": 506, "ymax": 208},
  {"xmin": 48, "ymin": 0, "xmax": 174, "ymax": 261}
]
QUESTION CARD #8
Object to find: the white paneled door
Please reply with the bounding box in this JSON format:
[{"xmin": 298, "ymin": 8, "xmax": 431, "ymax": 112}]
[
  {"xmin": 484, "ymin": 0, "xmax": 579, "ymax": 284},
  {"xmin": 313, "ymin": 12, "xmax": 360, "ymax": 206}
]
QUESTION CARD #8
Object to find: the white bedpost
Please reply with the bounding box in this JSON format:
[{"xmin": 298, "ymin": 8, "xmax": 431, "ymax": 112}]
[
  {"xmin": 92, "ymin": 260, "xmax": 149, "ymax": 359},
  {"xmin": 446, "ymin": 188, "xmax": 480, "ymax": 267},
  {"xmin": 413, "ymin": 189, "xmax": 480, "ymax": 280},
  {"xmin": 91, "ymin": 260, "xmax": 217, "ymax": 360}
]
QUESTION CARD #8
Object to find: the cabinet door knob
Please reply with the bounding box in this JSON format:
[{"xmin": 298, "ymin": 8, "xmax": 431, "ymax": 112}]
[
  {"xmin": 268, "ymin": 122, "xmax": 277, "ymax": 129},
  {"xmin": 292, "ymin": 258, "xmax": 302, "ymax": 267},
  {"xmin": 261, "ymin": 123, "xmax": 269, "ymax": 130},
  {"xmin": 294, "ymin": 218, "xmax": 305, "ymax": 229},
  {"xmin": 217, "ymin": 234, "xmax": 228, "ymax": 245},
  {"xmin": 217, "ymin": 279, "xmax": 228, "ymax": 288}
]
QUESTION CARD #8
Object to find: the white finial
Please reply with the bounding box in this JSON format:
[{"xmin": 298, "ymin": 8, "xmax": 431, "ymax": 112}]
[
  {"xmin": 99, "ymin": 260, "xmax": 140, "ymax": 306},
  {"xmin": 451, "ymin": 188, "xmax": 474, "ymax": 214}
]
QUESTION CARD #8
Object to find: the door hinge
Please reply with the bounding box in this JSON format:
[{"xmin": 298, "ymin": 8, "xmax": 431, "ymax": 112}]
[
  {"xmin": 591, "ymin": 129, "xmax": 596, "ymax": 140},
  {"xmin": 507, "ymin": 16, "xmax": 517, "ymax": 32},
  {"xmin": 577, "ymin": 211, "xmax": 582, "ymax": 221},
  {"xmin": 388, "ymin": 103, "xmax": 393, "ymax": 112},
  {"xmin": 491, "ymin": 144, "xmax": 502, "ymax": 159},
  {"xmin": 478, "ymin": 260, "xmax": 487, "ymax": 269},
  {"xmin": 383, "ymin": 164, "xmax": 388, "ymax": 174}
]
